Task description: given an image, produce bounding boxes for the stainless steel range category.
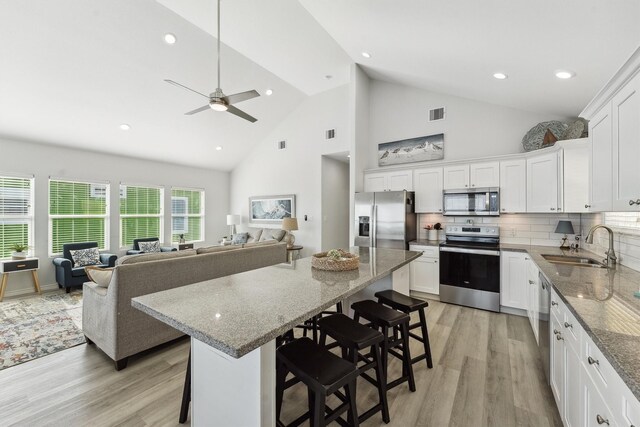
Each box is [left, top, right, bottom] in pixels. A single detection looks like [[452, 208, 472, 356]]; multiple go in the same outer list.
[[439, 224, 501, 312]]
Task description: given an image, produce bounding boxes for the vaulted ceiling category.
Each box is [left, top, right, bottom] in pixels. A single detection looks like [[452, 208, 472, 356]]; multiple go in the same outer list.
[[1, 0, 639, 170]]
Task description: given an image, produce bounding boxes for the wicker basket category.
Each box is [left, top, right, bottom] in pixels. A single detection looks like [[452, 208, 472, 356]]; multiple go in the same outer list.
[[311, 249, 360, 271]]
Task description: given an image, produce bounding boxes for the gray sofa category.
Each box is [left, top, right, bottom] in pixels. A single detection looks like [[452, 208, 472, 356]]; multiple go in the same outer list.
[[82, 242, 287, 370]]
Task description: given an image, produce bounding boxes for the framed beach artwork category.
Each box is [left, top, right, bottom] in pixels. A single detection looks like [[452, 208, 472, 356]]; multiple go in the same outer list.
[[249, 195, 296, 226], [378, 133, 444, 166]]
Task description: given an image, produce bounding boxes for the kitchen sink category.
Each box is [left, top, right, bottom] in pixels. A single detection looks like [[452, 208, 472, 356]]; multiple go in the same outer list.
[[541, 254, 608, 268]]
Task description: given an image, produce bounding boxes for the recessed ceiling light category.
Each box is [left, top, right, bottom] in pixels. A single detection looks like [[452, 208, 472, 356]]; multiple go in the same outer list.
[[164, 33, 177, 45], [265, 89, 273, 96], [119, 124, 131, 131], [361, 52, 371, 59], [493, 72, 508, 80], [325, 75, 333, 80], [555, 70, 575, 79], [216, 146, 223, 151]]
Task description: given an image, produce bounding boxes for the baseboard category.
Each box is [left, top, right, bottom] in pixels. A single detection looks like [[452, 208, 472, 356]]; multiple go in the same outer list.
[[410, 290, 440, 301], [500, 306, 527, 317], [3, 283, 60, 299]]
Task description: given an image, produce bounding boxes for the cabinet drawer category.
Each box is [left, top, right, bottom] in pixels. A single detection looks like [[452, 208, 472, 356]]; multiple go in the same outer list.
[[409, 245, 439, 258], [583, 334, 617, 395], [1, 259, 38, 272], [585, 370, 616, 427], [550, 291, 562, 319], [620, 388, 640, 427], [562, 307, 581, 353]]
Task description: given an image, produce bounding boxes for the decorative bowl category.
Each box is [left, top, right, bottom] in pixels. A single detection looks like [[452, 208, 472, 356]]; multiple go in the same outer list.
[[311, 249, 360, 271]]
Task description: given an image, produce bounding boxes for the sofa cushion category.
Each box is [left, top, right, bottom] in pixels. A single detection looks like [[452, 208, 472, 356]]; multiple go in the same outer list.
[[85, 266, 114, 288], [70, 247, 100, 267], [138, 240, 161, 253], [270, 229, 286, 242], [247, 229, 262, 243], [72, 264, 107, 277], [196, 245, 242, 255], [117, 249, 197, 265], [231, 232, 249, 244], [243, 240, 277, 248]]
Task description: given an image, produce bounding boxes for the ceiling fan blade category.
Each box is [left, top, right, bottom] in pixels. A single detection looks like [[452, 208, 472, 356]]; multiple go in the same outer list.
[[165, 79, 210, 99], [227, 105, 257, 123], [223, 89, 260, 105], [185, 105, 211, 115]]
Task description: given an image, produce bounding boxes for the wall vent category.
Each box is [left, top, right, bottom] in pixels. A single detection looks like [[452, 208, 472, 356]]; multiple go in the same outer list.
[[428, 107, 446, 122], [276, 140, 286, 150], [325, 129, 336, 140]]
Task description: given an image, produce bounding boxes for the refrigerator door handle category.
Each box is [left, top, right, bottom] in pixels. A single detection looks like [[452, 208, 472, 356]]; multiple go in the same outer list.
[[372, 205, 377, 247]]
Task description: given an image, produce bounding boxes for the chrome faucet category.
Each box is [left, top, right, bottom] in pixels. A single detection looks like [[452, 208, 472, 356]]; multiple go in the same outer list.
[[585, 225, 617, 267]]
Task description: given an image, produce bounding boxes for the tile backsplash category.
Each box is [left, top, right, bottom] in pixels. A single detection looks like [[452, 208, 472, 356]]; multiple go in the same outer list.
[[417, 212, 640, 272]]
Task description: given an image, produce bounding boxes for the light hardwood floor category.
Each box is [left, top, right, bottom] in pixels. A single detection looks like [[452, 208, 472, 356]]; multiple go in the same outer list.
[[0, 300, 561, 427]]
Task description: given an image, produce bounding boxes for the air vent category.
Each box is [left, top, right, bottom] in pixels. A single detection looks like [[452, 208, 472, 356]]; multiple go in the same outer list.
[[428, 107, 446, 122], [276, 140, 287, 150], [325, 129, 336, 140]]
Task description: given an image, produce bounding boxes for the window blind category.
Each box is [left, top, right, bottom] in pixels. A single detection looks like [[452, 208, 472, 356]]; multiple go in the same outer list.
[[171, 188, 204, 243], [120, 185, 163, 246], [49, 180, 109, 254], [0, 176, 33, 259]]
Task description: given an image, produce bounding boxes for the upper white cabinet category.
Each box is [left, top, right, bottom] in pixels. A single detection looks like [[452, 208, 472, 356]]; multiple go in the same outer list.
[[500, 159, 527, 213], [612, 72, 640, 211], [364, 170, 413, 192], [469, 162, 500, 188], [562, 140, 591, 213], [443, 165, 470, 189], [589, 105, 613, 212], [413, 167, 443, 213], [443, 162, 499, 190], [527, 151, 560, 213]]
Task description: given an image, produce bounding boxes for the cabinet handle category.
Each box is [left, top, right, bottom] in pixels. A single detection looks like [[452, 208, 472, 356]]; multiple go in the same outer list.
[[465, 185, 468, 187], [629, 199, 640, 206], [550, 207, 556, 211], [438, 209, 442, 212], [585, 204, 591, 209], [528, 280, 535, 285], [596, 414, 609, 425], [501, 208, 506, 211], [553, 329, 560, 335], [588, 356, 600, 366], [556, 334, 564, 341], [557, 207, 562, 211], [551, 301, 558, 306], [17, 264, 26, 268], [564, 322, 573, 329], [471, 184, 475, 187], [434, 260, 438, 263], [524, 257, 530, 260]]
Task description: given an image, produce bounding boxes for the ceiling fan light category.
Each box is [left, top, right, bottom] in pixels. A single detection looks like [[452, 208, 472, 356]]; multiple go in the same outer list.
[[210, 102, 228, 112]]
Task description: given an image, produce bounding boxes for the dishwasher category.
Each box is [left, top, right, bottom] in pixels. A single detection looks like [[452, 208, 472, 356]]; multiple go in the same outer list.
[[538, 272, 551, 383]]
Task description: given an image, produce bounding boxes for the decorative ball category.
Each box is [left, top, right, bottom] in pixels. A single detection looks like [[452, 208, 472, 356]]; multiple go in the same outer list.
[[522, 121, 568, 151]]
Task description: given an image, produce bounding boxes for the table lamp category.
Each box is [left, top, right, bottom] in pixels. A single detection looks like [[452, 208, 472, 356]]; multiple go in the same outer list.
[[226, 214, 240, 236], [282, 217, 298, 248], [555, 220, 575, 249]]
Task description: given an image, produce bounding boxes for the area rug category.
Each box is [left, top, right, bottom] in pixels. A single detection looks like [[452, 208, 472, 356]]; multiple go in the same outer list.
[[0, 290, 85, 370]]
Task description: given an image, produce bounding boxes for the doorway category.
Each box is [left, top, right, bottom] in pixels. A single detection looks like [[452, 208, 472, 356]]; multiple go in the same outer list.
[[321, 152, 350, 251]]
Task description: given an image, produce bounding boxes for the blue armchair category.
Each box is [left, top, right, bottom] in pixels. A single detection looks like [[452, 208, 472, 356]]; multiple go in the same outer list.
[[126, 237, 177, 255], [52, 242, 117, 293]]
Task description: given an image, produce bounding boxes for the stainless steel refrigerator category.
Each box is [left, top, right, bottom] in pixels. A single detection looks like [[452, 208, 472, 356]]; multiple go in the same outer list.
[[354, 191, 416, 249]]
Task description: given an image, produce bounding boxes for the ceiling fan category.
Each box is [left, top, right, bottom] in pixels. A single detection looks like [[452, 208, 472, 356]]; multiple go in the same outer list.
[[165, 0, 260, 123]]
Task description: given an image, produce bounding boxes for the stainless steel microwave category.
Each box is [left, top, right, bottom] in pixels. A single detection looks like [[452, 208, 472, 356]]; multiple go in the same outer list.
[[442, 187, 500, 216]]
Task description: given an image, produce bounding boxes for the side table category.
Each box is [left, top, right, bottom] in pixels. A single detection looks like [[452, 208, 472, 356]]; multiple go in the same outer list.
[[286, 245, 303, 263], [0, 258, 41, 302]]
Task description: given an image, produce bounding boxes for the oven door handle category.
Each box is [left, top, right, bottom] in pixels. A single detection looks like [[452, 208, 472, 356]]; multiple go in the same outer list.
[[440, 246, 500, 256]]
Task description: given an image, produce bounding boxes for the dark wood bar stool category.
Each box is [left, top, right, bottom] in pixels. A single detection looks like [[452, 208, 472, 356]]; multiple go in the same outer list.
[[297, 301, 343, 343], [318, 313, 390, 424], [276, 337, 359, 427], [375, 290, 434, 369], [179, 349, 191, 424], [351, 300, 416, 392]]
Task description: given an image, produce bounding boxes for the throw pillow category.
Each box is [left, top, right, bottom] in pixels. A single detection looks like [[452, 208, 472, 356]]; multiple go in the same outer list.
[[138, 240, 161, 253], [231, 232, 249, 244], [271, 229, 286, 241], [85, 266, 114, 288], [70, 247, 100, 267]]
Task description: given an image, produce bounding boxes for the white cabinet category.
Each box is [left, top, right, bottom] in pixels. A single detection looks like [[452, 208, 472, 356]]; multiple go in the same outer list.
[[612, 71, 640, 211], [414, 167, 443, 213], [499, 159, 527, 213], [409, 245, 439, 295], [469, 161, 500, 188], [526, 260, 539, 344], [562, 140, 591, 213], [500, 251, 528, 310], [584, 372, 615, 427], [550, 313, 565, 418], [443, 165, 469, 190], [443, 162, 499, 190], [564, 343, 582, 427], [364, 170, 413, 192], [590, 105, 613, 212], [526, 151, 560, 213]]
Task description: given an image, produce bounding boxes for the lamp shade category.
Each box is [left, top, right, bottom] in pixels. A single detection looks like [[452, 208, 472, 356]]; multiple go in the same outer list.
[[282, 217, 298, 231], [226, 214, 240, 226], [554, 220, 575, 234]]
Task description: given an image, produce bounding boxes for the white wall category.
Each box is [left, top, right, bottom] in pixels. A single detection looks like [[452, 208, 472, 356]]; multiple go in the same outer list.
[[349, 65, 370, 242], [367, 80, 569, 170], [230, 85, 349, 256], [321, 156, 349, 251], [0, 137, 229, 297]]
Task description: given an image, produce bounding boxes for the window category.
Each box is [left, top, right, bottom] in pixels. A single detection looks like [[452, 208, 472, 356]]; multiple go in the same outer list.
[[171, 188, 204, 243], [120, 184, 163, 247], [604, 212, 640, 233], [49, 179, 109, 255], [0, 175, 34, 259]]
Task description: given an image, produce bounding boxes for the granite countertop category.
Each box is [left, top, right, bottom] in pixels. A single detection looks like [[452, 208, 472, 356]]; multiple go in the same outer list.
[[409, 240, 442, 247], [132, 247, 421, 359], [502, 244, 640, 400]]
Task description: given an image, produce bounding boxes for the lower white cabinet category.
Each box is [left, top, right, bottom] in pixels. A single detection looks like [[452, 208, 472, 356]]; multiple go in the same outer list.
[[409, 245, 439, 295], [584, 372, 615, 427], [500, 251, 528, 310], [526, 260, 540, 344]]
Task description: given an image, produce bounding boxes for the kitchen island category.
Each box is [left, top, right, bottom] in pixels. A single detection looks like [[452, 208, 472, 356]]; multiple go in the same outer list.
[[132, 246, 420, 426]]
